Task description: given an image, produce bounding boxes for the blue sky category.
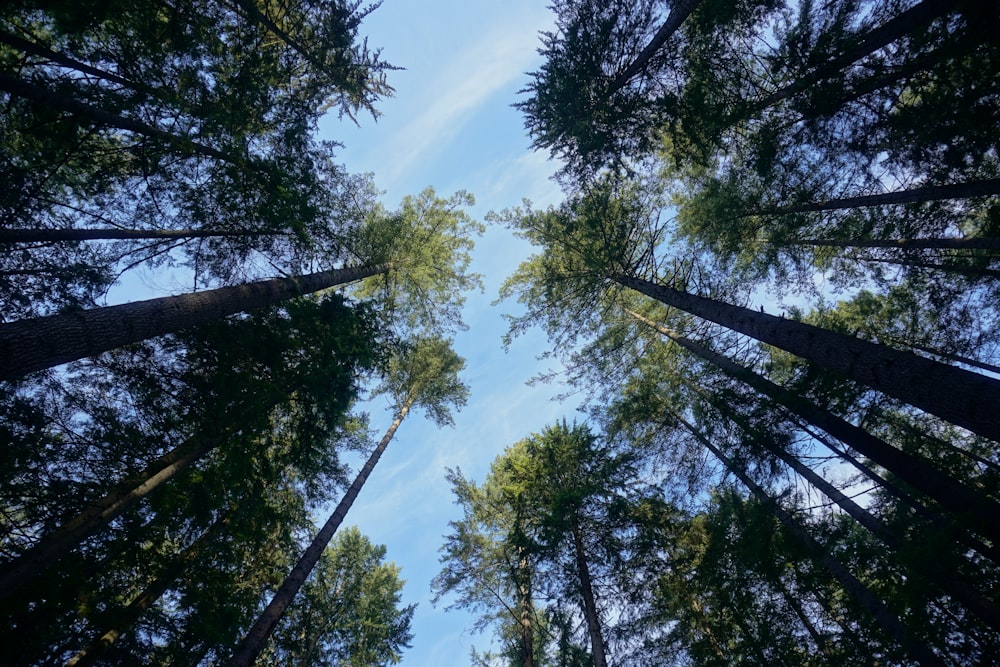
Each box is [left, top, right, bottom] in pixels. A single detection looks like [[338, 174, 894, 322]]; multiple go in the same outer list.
[[319, 2, 576, 664]]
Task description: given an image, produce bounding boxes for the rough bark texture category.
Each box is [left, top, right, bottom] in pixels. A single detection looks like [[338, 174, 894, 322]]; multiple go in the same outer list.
[[616, 274, 1000, 443], [677, 414, 945, 667], [0, 436, 219, 601], [0, 264, 386, 380], [224, 400, 412, 667]]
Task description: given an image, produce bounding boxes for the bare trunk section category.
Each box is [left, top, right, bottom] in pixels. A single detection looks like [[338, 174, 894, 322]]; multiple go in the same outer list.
[[696, 384, 1000, 632], [224, 400, 413, 667], [615, 274, 1000, 443], [570, 522, 608, 667], [0, 263, 386, 380], [652, 318, 1000, 544]]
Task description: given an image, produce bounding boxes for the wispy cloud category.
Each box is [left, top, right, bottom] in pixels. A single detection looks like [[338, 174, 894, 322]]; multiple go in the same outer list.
[[366, 20, 544, 189]]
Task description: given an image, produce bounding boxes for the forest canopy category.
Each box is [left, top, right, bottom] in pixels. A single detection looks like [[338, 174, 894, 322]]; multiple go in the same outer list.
[[2, 0, 999, 665]]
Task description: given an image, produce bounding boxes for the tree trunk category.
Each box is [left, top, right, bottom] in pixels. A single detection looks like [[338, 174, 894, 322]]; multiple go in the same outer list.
[[224, 399, 413, 667], [608, 0, 701, 92], [788, 413, 1000, 566], [65, 515, 228, 666], [615, 274, 1000, 443], [749, 178, 1000, 217], [787, 236, 1000, 251], [570, 521, 608, 667], [0, 263, 386, 380], [856, 254, 1000, 280], [517, 543, 535, 667], [699, 386, 1000, 633], [674, 412, 945, 667], [625, 309, 1000, 545], [0, 73, 234, 162], [751, 0, 958, 111], [879, 336, 1000, 378], [0, 435, 220, 601], [0, 228, 274, 243], [774, 578, 834, 658], [0, 29, 141, 90]]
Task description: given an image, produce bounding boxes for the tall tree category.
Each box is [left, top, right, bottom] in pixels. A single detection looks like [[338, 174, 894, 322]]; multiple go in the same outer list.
[[226, 337, 468, 666]]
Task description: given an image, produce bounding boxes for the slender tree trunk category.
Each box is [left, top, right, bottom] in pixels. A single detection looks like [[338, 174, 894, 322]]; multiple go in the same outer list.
[[224, 0, 336, 81], [784, 236, 1000, 251], [0, 73, 233, 162], [517, 542, 535, 667], [65, 515, 228, 666], [788, 413, 1000, 566], [615, 274, 1000, 443], [224, 399, 413, 667], [0, 29, 141, 90], [674, 412, 945, 667], [879, 336, 1000, 378], [608, 0, 701, 92], [0, 263, 386, 380], [857, 254, 1000, 280], [570, 521, 608, 667], [0, 228, 274, 243], [625, 310, 1000, 544], [749, 178, 1000, 217], [774, 578, 834, 658], [751, 0, 958, 111], [0, 435, 220, 601], [699, 387, 1000, 632]]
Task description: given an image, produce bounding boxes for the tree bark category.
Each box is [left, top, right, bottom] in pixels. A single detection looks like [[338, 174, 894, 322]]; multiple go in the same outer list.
[[224, 399, 413, 667], [0, 73, 234, 162], [0, 263, 386, 380], [0, 228, 274, 243], [748, 178, 1000, 217], [0, 435, 220, 601], [608, 0, 701, 93], [570, 522, 608, 667], [674, 413, 945, 667], [625, 309, 1000, 545], [615, 274, 1000, 443]]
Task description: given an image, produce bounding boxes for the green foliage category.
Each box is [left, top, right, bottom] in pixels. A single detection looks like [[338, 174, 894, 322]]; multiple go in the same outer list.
[[264, 526, 415, 667], [349, 187, 484, 335]]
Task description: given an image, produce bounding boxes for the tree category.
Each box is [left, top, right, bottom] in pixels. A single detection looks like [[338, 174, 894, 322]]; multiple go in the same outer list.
[[262, 527, 415, 667], [0, 293, 383, 603], [226, 337, 468, 666]]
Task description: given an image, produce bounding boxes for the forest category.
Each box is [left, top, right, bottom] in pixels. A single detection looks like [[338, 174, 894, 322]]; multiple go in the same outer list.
[[0, 0, 998, 665]]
